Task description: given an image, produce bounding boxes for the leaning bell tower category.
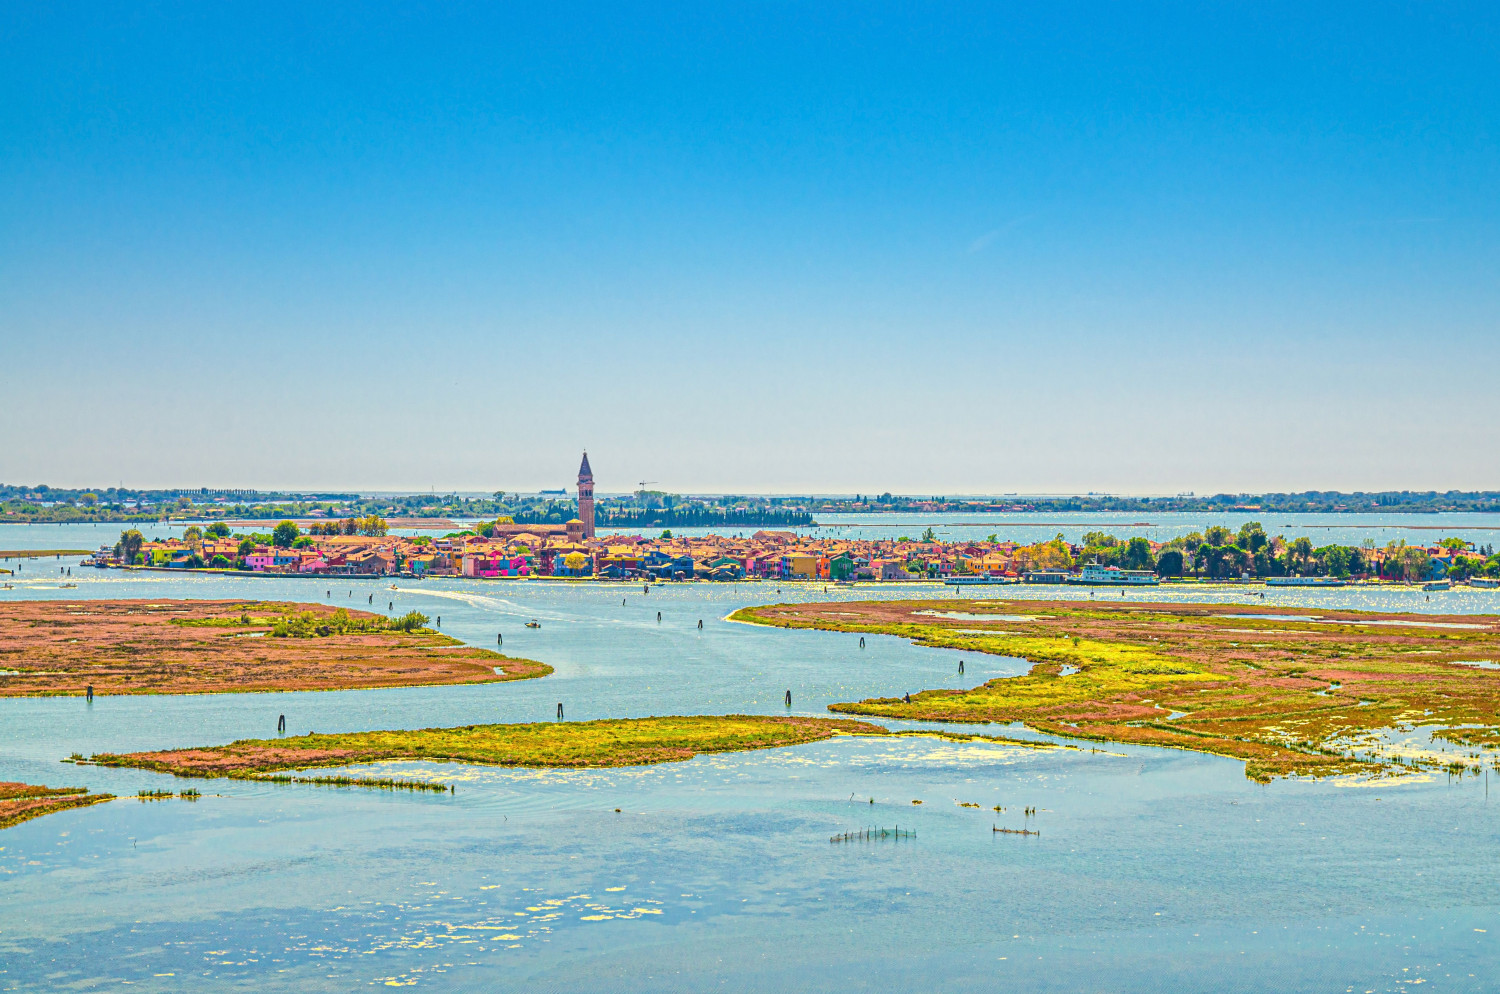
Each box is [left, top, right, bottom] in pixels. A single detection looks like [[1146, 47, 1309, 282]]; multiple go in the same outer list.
[[577, 451, 595, 539]]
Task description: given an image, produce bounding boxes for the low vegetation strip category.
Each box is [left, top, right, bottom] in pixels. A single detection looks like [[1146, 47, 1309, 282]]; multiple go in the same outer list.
[[0, 782, 114, 829], [90, 715, 889, 777], [0, 599, 550, 696], [732, 599, 1500, 781], [0, 549, 92, 558]]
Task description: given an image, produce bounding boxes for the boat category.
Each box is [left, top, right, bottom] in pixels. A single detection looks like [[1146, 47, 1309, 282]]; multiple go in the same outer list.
[[1266, 576, 1347, 587], [1424, 579, 1452, 591], [1023, 570, 1072, 584], [1066, 563, 1159, 586], [1471, 577, 1500, 589], [525, 620, 541, 629], [945, 575, 1016, 586]]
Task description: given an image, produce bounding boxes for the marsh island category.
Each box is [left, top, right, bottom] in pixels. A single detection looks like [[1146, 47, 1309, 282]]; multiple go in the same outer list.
[[89, 715, 888, 778], [734, 598, 1500, 780], [0, 599, 549, 696]]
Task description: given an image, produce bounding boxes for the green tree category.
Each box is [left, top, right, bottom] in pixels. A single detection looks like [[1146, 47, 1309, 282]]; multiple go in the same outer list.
[[1235, 522, 1268, 553], [660, 530, 673, 539], [206, 522, 230, 538], [209, 555, 231, 568], [1400, 547, 1432, 582], [920, 527, 937, 543], [237, 537, 255, 556], [1156, 549, 1184, 577], [1288, 537, 1314, 574], [183, 525, 203, 546], [272, 520, 300, 548], [1317, 545, 1352, 578], [1121, 537, 1155, 571], [1204, 525, 1233, 547], [115, 529, 144, 563], [359, 515, 388, 537]]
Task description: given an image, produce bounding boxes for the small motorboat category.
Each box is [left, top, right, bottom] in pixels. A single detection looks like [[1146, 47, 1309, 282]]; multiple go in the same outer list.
[[525, 620, 542, 629]]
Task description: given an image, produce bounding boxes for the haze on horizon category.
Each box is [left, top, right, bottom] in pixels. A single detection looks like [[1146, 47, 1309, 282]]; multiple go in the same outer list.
[[2, 3, 1497, 496]]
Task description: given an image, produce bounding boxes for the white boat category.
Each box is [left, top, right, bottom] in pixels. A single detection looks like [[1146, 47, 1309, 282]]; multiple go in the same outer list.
[[1470, 577, 1500, 589], [1424, 579, 1452, 591], [1066, 563, 1159, 586], [944, 575, 1015, 586], [1266, 576, 1347, 587]]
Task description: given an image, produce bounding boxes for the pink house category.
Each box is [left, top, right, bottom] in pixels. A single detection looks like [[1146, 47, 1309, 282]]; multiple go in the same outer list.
[[463, 553, 532, 578]]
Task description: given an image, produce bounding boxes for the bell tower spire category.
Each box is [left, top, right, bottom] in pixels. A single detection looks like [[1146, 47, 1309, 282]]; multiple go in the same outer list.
[[577, 451, 595, 539]]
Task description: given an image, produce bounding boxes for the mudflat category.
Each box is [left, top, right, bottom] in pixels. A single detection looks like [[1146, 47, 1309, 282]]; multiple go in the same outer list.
[[90, 715, 889, 777], [734, 598, 1500, 781], [0, 599, 549, 696]]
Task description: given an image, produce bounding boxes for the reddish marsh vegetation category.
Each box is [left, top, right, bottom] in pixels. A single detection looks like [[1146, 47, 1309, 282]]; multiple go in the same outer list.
[[0, 782, 113, 829], [0, 599, 549, 696]]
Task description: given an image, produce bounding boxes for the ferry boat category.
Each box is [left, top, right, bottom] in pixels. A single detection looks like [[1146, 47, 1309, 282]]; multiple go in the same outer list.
[[944, 575, 1016, 586], [1470, 577, 1500, 589], [1423, 579, 1452, 591], [1023, 570, 1072, 585], [1066, 563, 1159, 586], [1266, 576, 1347, 587]]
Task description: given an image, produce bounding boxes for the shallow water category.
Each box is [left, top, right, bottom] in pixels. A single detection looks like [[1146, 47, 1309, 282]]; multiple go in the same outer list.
[[3, 571, 1500, 991]]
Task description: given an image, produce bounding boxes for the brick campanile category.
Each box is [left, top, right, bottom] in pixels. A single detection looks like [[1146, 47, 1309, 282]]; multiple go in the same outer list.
[[577, 451, 595, 539]]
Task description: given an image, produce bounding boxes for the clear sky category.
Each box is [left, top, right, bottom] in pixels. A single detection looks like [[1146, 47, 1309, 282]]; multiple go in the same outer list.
[[2, 2, 1496, 495]]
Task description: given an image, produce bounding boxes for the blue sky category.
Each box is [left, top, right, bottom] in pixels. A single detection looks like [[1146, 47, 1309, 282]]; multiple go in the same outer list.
[[2, 2, 1496, 494]]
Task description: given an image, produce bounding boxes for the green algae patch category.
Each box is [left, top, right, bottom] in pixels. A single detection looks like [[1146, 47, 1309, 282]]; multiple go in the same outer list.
[[90, 715, 890, 779], [0, 782, 114, 829], [733, 599, 1500, 782]]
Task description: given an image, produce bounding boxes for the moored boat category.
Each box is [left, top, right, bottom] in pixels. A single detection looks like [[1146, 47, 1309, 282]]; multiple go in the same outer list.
[[1066, 563, 1159, 586], [1266, 576, 1347, 587]]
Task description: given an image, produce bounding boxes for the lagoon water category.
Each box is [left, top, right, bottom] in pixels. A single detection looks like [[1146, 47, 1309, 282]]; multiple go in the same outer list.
[[3, 559, 1500, 990]]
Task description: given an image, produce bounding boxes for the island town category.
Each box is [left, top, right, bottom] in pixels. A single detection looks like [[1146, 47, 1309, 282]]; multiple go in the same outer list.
[[47, 454, 1499, 588]]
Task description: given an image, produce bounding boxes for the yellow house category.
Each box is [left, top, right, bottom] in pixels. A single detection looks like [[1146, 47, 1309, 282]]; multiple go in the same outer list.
[[781, 553, 818, 579]]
